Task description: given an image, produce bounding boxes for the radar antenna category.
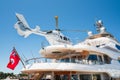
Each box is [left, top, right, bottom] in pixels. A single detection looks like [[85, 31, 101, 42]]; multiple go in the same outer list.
[[95, 20, 103, 32]]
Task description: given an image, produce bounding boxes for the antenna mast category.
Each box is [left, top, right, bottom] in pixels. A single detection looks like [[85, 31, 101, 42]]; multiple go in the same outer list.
[[55, 16, 59, 30], [95, 20, 103, 32]]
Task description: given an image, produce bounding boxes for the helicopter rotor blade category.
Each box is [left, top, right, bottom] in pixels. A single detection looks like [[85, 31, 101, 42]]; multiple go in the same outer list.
[[60, 29, 89, 32], [38, 16, 89, 33]]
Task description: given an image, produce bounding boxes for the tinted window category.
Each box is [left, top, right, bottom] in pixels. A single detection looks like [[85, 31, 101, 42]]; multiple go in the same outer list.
[[118, 60, 120, 63], [64, 37, 67, 40], [80, 74, 91, 80], [88, 54, 97, 60]]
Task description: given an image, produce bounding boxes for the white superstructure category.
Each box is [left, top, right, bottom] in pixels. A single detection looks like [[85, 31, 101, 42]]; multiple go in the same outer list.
[[14, 14, 120, 80]]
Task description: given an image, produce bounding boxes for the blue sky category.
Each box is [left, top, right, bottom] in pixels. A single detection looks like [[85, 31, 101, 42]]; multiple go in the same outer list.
[[0, 0, 120, 74]]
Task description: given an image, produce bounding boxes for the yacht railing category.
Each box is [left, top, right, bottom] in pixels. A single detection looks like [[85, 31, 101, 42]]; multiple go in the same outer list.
[[24, 57, 109, 65]]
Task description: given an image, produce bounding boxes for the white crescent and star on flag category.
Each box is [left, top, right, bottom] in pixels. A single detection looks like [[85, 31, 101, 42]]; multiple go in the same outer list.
[[10, 58, 15, 65]]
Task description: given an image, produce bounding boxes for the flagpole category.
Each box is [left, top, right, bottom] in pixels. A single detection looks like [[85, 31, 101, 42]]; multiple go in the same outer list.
[[13, 47, 26, 69]]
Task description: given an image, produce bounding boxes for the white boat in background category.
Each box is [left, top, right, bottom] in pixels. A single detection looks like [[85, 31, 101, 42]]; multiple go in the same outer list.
[[14, 14, 120, 80]]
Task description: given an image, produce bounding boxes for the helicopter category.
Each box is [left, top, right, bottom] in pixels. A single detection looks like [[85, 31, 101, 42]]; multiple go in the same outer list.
[[14, 13, 72, 45]]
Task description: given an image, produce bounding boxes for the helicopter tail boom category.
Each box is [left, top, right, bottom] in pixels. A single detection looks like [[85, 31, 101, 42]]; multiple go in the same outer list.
[[14, 13, 45, 38]]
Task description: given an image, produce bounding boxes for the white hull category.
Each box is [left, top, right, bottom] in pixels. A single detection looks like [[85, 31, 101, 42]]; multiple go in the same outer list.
[[22, 62, 120, 78]]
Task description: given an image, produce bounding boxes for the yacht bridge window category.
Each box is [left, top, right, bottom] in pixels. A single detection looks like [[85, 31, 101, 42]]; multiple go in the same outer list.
[[117, 57, 120, 64], [88, 54, 97, 61], [118, 60, 120, 63], [80, 74, 101, 80], [58, 53, 106, 65], [87, 54, 103, 64]]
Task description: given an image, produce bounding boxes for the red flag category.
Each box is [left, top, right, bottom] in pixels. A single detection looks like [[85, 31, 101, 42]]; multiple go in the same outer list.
[[7, 48, 20, 70]]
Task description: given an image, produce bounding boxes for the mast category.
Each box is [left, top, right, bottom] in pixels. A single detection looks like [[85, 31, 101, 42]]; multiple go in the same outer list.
[[95, 20, 103, 32], [55, 16, 59, 31]]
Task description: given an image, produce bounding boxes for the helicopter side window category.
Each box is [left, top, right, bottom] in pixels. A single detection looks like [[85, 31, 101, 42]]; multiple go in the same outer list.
[[47, 31, 52, 34], [63, 37, 67, 41], [60, 36, 62, 39]]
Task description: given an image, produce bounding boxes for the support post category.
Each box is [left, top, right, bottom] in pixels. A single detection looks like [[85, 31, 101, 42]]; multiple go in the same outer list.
[[51, 71, 54, 80], [77, 72, 80, 80], [13, 47, 26, 69]]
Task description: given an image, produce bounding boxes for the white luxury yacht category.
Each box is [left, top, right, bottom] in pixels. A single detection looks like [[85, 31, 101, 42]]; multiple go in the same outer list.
[[14, 14, 120, 80]]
